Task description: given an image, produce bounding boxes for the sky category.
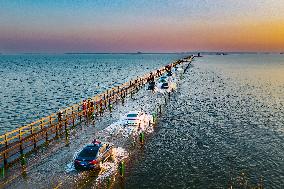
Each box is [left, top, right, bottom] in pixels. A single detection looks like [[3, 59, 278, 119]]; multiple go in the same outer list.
[[0, 0, 284, 53]]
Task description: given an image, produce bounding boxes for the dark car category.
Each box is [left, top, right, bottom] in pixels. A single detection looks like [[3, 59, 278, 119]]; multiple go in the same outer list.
[[147, 81, 155, 90], [74, 141, 113, 170], [166, 71, 172, 76], [161, 82, 169, 89]]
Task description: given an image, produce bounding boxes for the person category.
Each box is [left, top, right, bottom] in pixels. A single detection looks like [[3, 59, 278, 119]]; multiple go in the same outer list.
[[139, 132, 144, 144], [149, 72, 154, 82], [121, 94, 125, 105], [89, 100, 94, 118], [99, 100, 103, 116], [57, 110, 63, 122], [90, 100, 94, 110], [82, 100, 87, 116], [95, 103, 99, 117], [108, 103, 113, 112], [157, 69, 161, 76]]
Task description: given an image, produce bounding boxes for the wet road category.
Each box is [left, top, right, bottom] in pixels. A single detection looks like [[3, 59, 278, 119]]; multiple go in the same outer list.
[[1, 80, 169, 189]]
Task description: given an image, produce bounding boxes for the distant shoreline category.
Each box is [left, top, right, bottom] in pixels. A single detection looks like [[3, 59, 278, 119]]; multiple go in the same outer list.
[[0, 52, 283, 55], [64, 52, 186, 55]]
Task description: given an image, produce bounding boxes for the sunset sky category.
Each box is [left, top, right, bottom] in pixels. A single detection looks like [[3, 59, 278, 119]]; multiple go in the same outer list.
[[0, 0, 284, 53]]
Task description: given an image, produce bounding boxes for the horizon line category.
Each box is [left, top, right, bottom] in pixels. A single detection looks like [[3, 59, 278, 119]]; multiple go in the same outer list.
[[1, 51, 283, 55]]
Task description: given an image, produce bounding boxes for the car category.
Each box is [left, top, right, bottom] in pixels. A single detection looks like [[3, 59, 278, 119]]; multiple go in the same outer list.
[[166, 71, 172, 76], [147, 81, 155, 90], [157, 76, 172, 90], [161, 82, 169, 89], [74, 140, 113, 170], [126, 111, 145, 126], [159, 76, 168, 83]]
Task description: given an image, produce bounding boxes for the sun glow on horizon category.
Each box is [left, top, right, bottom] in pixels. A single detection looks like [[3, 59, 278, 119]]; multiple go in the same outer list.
[[0, 0, 284, 53]]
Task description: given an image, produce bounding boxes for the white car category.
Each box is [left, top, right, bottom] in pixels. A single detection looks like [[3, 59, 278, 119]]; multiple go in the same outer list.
[[125, 111, 146, 126]]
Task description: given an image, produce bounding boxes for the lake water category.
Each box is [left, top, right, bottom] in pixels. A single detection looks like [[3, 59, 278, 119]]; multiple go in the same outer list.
[[1, 53, 284, 188], [0, 53, 184, 134], [125, 54, 284, 188]]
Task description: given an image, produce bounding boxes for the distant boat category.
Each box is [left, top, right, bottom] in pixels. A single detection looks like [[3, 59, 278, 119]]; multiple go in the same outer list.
[[216, 52, 228, 56], [129, 51, 143, 55], [280, 52, 284, 54], [196, 53, 203, 57]]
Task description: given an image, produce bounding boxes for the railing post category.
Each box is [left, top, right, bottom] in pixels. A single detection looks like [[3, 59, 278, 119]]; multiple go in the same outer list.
[[49, 116, 52, 127], [45, 129, 48, 144], [40, 120, 43, 130], [4, 134, 8, 168], [116, 87, 120, 104], [94, 103, 98, 117], [63, 110, 67, 130], [47, 116, 52, 143], [33, 129, 36, 150], [65, 120, 68, 140], [19, 129, 23, 155], [55, 123, 59, 138], [40, 120, 44, 145], [3, 153, 8, 169], [30, 125, 36, 149], [30, 125, 33, 135], [72, 107, 75, 127], [4, 134, 8, 149]]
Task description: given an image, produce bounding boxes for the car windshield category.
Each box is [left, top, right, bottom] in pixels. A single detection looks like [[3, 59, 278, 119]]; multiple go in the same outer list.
[[78, 146, 99, 158], [127, 114, 137, 118]]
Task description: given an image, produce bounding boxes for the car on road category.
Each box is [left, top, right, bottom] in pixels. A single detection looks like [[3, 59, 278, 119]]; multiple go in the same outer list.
[[158, 75, 171, 89], [161, 82, 169, 89], [159, 76, 168, 83], [125, 111, 146, 126], [166, 71, 172, 76], [147, 81, 155, 90], [74, 140, 113, 170]]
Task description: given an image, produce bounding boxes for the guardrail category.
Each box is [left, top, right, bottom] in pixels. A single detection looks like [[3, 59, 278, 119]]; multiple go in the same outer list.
[[0, 56, 193, 169]]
